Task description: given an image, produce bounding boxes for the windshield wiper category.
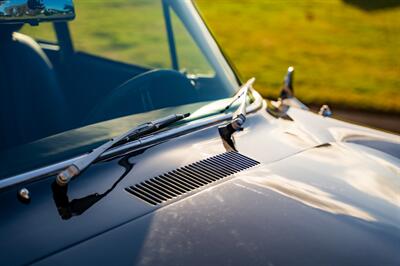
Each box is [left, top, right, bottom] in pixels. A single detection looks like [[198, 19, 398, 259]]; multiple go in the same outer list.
[[56, 113, 190, 186], [219, 77, 255, 149]]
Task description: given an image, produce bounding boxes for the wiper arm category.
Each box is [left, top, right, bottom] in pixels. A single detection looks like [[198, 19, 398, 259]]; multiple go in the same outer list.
[[222, 77, 255, 114], [219, 78, 255, 149], [221, 77, 255, 129], [56, 113, 190, 186]]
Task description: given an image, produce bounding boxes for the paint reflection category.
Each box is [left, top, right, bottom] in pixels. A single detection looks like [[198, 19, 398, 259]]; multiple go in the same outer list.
[[243, 174, 376, 222], [306, 144, 400, 208], [52, 155, 134, 220]]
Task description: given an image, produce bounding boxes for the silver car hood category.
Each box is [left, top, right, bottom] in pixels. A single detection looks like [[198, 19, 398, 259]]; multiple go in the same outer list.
[[32, 106, 400, 266]]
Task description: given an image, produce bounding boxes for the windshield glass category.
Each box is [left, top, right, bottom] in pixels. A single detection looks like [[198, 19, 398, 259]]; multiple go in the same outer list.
[[0, 0, 240, 178]]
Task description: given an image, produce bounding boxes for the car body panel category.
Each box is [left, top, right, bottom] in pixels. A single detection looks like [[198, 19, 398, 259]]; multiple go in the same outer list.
[[1, 105, 399, 265], [33, 130, 400, 266]]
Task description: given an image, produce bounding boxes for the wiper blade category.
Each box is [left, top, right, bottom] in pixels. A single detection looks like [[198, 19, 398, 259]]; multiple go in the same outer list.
[[56, 113, 190, 186]]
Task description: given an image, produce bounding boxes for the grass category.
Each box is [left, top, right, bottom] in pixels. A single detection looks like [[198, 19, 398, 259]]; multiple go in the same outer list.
[[21, 0, 213, 74], [21, 0, 400, 113], [196, 0, 400, 113]]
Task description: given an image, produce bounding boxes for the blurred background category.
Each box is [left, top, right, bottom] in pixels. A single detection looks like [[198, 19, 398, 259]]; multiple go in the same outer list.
[[20, 0, 399, 133], [196, 0, 399, 133]]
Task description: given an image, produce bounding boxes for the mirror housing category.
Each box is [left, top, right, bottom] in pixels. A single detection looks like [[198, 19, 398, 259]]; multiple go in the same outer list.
[[280, 66, 295, 99], [279, 66, 309, 110], [0, 0, 75, 26]]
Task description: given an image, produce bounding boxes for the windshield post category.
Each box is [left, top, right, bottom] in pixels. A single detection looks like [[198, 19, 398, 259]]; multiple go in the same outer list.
[[162, 0, 179, 70]]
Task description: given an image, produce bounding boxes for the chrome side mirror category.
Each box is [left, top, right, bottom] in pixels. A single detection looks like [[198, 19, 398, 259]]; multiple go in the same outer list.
[[280, 66, 294, 99], [279, 66, 309, 110]]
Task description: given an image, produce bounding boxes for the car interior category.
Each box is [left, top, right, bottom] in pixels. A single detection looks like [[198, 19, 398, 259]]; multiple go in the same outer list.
[[0, 1, 234, 151]]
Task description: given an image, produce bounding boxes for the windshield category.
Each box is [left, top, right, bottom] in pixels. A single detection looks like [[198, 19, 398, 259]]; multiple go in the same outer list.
[[0, 0, 241, 178]]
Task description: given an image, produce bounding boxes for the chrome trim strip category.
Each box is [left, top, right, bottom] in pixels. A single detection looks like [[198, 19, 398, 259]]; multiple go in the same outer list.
[[0, 91, 263, 190], [0, 156, 85, 190]]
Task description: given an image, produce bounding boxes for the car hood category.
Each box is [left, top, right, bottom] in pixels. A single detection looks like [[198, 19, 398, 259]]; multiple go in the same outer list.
[[1, 105, 399, 265]]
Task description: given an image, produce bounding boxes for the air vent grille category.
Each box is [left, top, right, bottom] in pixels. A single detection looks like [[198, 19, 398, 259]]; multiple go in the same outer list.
[[125, 151, 259, 205]]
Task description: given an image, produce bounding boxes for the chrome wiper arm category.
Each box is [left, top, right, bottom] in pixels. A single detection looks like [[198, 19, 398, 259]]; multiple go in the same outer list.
[[222, 77, 255, 129], [219, 78, 255, 149], [222, 77, 255, 114], [56, 113, 190, 186]]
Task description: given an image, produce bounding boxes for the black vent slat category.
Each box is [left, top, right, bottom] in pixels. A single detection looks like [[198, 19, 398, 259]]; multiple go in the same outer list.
[[182, 166, 220, 183], [219, 158, 247, 171], [222, 152, 251, 165], [179, 167, 216, 183], [164, 173, 197, 190], [173, 170, 208, 186], [163, 175, 191, 193], [192, 165, 222, 181], [166, 173, 199, 190], [125, 152, 259, 205], [126, 187, 160, 205], [177, 167, 205, 181], [135, 184, 167, 202], [142, 182, 174, 199], [223, 153, 254, 168], [221, 153, 250, 167], [203, 160, 236, 176], [234, 152, 260, 165], [154, 176, 187, 194], [199, 158, 231, 176], [189, 164, 225, 180], [169, 172, 203, 188], [144, 180, 178, 198], [126, 189, 158, 205], [203, 159, 233, 172], [196, 160, 231, 176], [213, 154, 240, 171], [204, 158, 238, 174], [149, 178, 181, 196]]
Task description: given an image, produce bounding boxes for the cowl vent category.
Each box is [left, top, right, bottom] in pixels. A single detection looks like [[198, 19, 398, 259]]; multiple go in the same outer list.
[[125, 151, 259, 205]]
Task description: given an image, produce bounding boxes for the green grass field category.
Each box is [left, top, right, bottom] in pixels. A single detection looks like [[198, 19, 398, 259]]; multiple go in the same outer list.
[[21, 0, 213, 75], [196, 0, 400, 113]]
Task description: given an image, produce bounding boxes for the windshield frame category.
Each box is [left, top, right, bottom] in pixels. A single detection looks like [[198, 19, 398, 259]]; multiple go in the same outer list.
[[190, 0, 243, 86], [168, 0, 240, 90], [0, 0, 261, 189]]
